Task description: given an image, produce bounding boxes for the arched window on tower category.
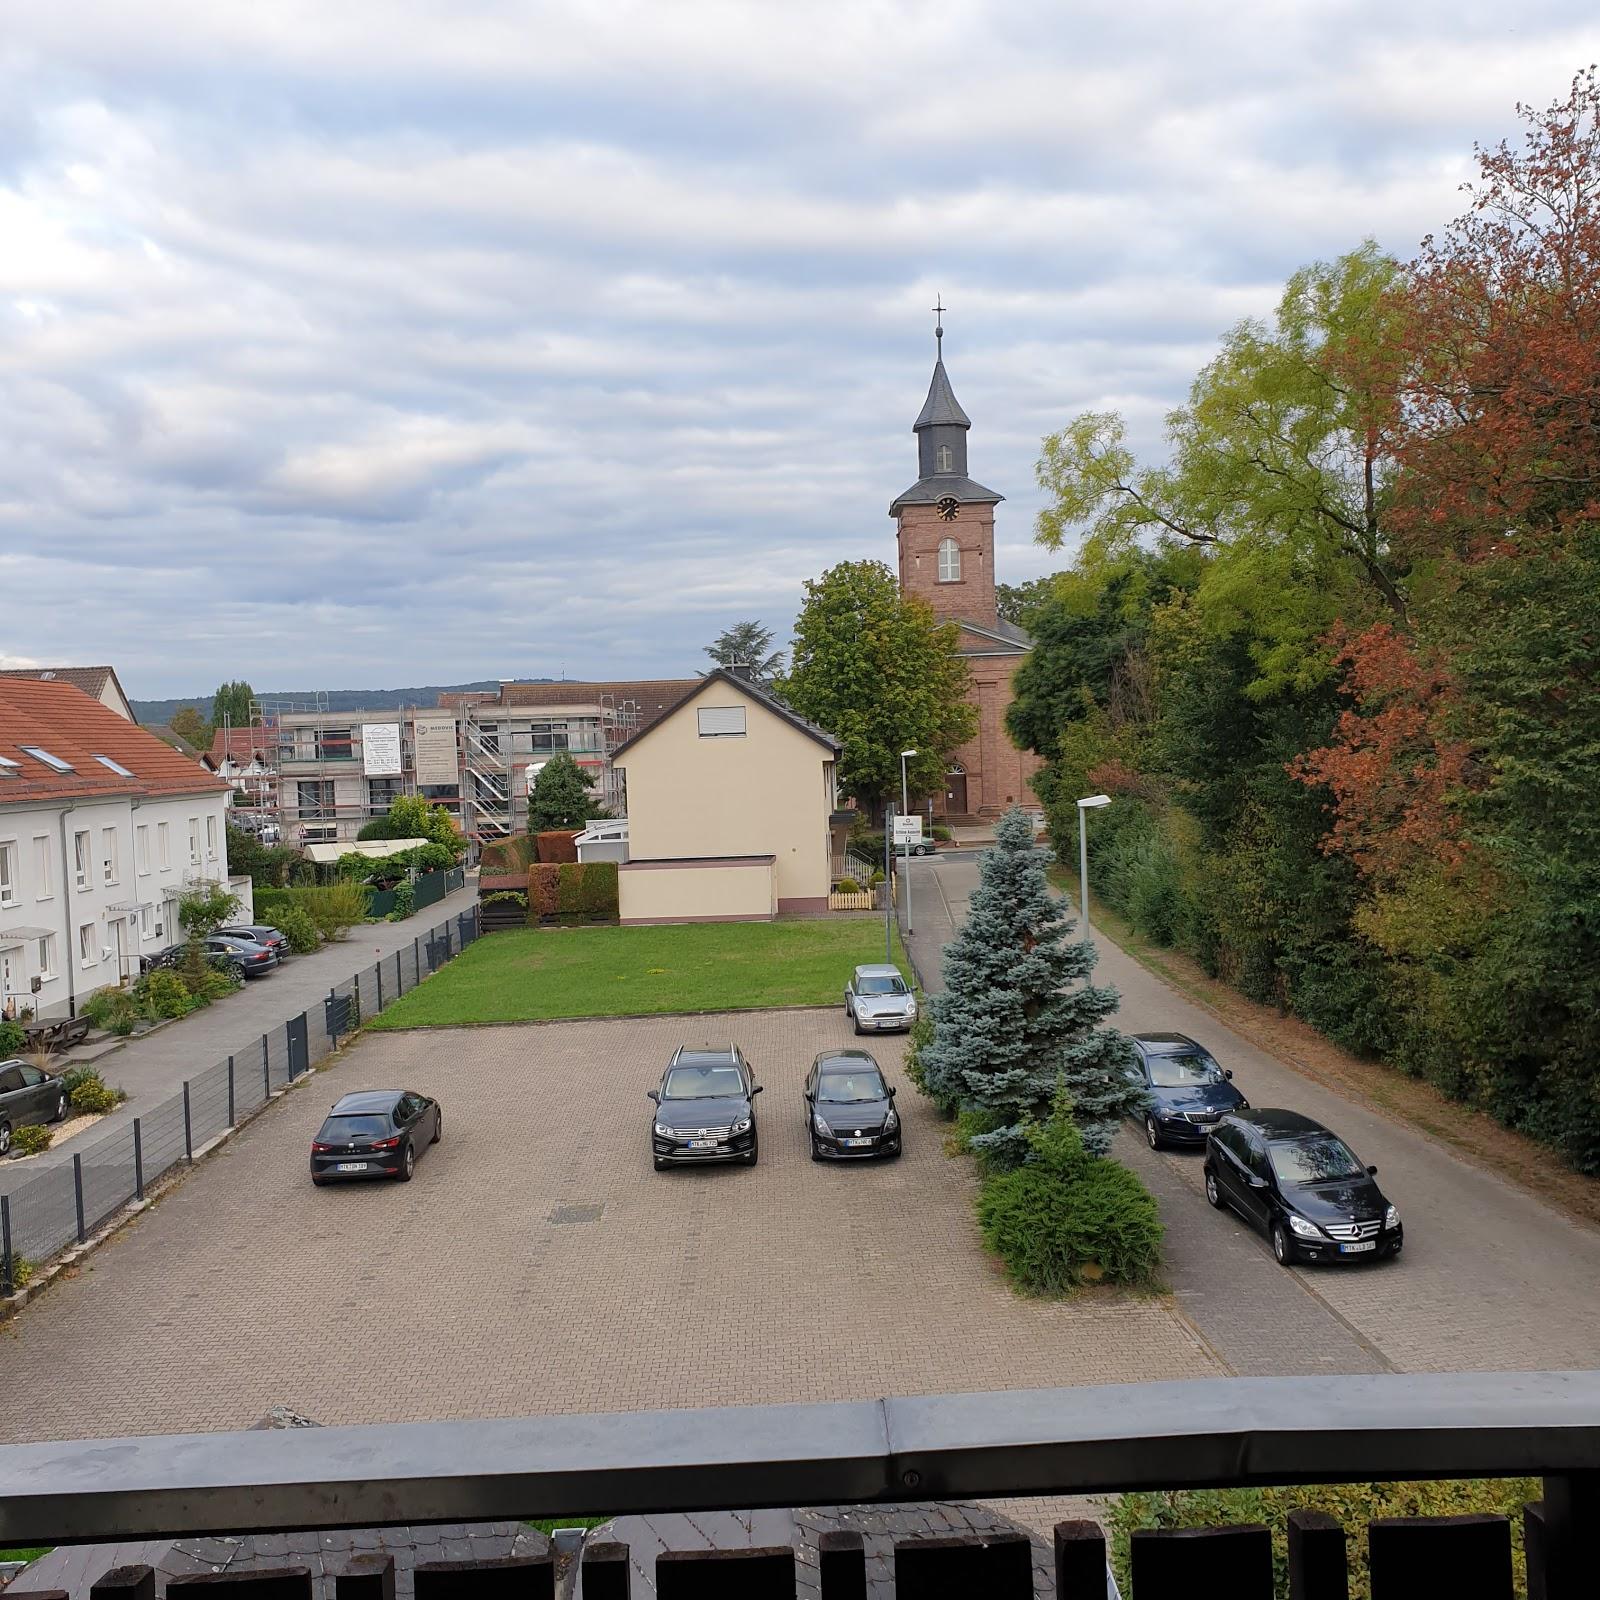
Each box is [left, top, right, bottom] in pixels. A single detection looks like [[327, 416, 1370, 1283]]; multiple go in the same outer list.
[[938, 538, 961, 582], [936, 444, 954, 472]]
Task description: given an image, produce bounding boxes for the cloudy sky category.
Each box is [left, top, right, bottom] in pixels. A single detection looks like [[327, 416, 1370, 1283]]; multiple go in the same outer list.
[[2, 3, 1596, 699]]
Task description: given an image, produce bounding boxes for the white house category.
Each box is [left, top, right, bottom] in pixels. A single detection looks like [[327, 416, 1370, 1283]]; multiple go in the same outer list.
[[0, 678, 242, 1022]]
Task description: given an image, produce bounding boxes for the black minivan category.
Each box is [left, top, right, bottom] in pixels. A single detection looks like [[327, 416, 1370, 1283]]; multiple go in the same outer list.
[[1204, 1109, 1403, 1266]]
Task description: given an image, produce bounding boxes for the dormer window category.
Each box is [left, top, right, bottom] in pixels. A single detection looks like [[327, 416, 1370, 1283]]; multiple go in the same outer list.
[[936, 444, 954, 472], [938, 539, 961, 582]]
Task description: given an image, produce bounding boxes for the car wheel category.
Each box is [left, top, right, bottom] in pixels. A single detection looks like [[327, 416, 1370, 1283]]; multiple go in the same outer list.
[[396, 1142, 415, 1183], [746, 1139, 759, 1166], [431, 1111, 442, 1145], [1271, 1222, 1293, 1267], [0, 1120, 11, 1157], [311, 1176, 330, 1187], [1144, 1114, 1163, 1151], [852, 1013, 862, 1036], [1204, 1169, 1224, 1208], [54, 1092, 69, 1123], [810, 1137, 824, 1162]]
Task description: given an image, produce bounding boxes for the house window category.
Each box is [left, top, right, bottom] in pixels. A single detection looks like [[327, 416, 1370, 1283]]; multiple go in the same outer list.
[[368, 777, 403, 810], [0, 841, 15, 906], [102, 826, 118, 885], [158, 821, 171, 869], [206, 815, 218, 858], [79, 922, 97, 969], [188, 818, 201, 865], [697, 706, 747, 738], [315, 728, 353, 761], [938, 538, 961, 582], [136, 825, 150, 875], [936, 444, 954, 472], [37, 934, 55, 981], [298, 780, 335, 819], [74, 830, 91, 889], [139, 906, 153, 941], [34, 835, 51, 899]]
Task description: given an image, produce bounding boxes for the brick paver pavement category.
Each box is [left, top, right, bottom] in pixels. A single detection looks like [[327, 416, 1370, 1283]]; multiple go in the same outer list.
[[0, 1008, 1219, 1444]]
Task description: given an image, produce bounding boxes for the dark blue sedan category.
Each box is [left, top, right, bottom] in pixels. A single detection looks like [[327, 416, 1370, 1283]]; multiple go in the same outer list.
[[1127, 1032, 1248, 1150]]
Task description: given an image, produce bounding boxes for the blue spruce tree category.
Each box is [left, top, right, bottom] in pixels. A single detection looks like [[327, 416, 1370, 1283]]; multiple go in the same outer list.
[[920, 807, 1141, 1161]]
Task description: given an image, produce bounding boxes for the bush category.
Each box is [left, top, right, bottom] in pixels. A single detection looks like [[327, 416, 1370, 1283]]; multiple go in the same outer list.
[[290, 882, 370, 940], [836, 877, 862, 894], [869, 868, 885, 887], [69, 1074, 124, 1115], [0, 1020, 24, 1056], [197, 964, 243, 1001], [536, 830, 581, 865], [577, 861, 619, 919], [1106, 1479, 1540, 1600], [84, 988, 141, 1037], [976, 1097, 1163, 1295], [12, 1123, 52, 1156], [59, 1063, 101, 1097], [388, 880, 417, 922], [931, 824, 953, 841], [482, 889, 529, 908], [479, 835, 537, 874], [6, 1254, 35, 1291], [276, 904, 322, 955], [555, 862, 584, 918], [134, 969, 193, 1020], [528, 864, 559, 921], [80, 988, 122, 1029]]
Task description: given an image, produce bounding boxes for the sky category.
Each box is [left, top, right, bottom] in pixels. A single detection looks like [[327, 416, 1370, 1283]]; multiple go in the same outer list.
[[2, 4, 1597, 699]]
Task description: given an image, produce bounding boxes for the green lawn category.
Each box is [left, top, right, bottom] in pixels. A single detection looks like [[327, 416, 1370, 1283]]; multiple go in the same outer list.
[[370, 919, 912, 1026]]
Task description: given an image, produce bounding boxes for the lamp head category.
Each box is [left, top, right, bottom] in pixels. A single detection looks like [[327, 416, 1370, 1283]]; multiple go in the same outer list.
[[1077, 794, 1112, 810]]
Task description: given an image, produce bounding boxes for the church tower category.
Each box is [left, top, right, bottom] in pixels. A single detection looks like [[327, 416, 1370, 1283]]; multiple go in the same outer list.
[[888, 309, 1039, 820], [890, 310, 1003, 630]]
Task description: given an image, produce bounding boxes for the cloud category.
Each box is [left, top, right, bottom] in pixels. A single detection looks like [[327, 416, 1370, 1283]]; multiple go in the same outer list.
[[1, 1, 1597, 694]]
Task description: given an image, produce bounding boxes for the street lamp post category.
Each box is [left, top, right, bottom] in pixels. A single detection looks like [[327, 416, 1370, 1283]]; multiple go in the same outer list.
[[900, 749, 918, 939], [1076, 793, 1112, 945]]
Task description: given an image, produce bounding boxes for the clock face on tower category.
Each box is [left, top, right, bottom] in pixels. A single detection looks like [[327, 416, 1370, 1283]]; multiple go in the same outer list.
[[936, 495, 959, 521]]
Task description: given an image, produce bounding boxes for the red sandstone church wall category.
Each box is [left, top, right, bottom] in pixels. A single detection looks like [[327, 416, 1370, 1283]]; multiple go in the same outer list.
[[896, 502, 997, 624]]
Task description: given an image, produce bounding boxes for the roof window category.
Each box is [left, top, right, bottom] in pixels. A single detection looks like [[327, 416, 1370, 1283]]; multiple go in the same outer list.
[[20, 745, 74, 773], [0, 755, 18, 775], [94, 754, 135, 777]]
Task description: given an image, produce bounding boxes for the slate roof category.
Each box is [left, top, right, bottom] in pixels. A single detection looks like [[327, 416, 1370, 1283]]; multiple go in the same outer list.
[[889, 473, 1004, 513], [0, 679, 230, 806], [913, 358, 972, 430], [610, 669, 841, 761]]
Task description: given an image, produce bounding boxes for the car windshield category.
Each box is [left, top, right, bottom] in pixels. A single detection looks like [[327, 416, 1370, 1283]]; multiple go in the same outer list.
[[1269, 1135, 1365, 1185], [857, 976, 908, 995], [1148, 1052, 1224, 1087], [318, 1114, 391, 1139], [663, 1065, 744, 1099], [817, 1070, 886, 1103]]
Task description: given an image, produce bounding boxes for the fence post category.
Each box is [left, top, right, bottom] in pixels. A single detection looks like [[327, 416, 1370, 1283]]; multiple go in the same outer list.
[[263, 1032, 271, 1097], [134, 1117, 144, 1200], [414, 935, 421, 982], [73, 1152, 86, 1242], [395, 951, 403, 997], [328, 987, 338, 1044], [183, 1080, 194, 1164], [227, 1055, 235, 1127], [354, 972, 361, 1021], [376, 958, 384, 1010], [1, 1194, 12, 1295]]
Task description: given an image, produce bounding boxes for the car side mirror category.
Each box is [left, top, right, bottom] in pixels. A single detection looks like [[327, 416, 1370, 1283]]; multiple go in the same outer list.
[[888, 1085, 897, 1097], [646, 1089, 659, 1102], [1223, 1070, 1234, 1080], [1367, 1164, 1378, 1176], [752, 1084, 764, 1095], [1248, 1174, 1267, 1188]]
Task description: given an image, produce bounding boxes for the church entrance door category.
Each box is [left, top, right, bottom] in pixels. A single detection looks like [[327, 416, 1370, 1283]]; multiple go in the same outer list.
[[945, 769, 968, 816]]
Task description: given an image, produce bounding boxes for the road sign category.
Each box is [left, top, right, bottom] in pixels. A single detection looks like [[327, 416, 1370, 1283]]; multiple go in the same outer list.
[[892, 816, 923, 845]]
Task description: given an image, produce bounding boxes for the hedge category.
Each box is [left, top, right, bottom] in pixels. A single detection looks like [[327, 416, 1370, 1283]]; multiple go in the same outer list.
[[525, 862, 618, 924], [535, 830, 581, 864], [479, 835, 537, 874]]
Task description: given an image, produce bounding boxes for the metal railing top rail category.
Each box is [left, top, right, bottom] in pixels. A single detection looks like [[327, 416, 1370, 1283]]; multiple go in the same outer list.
[[3, 1372, 1598, 1546]]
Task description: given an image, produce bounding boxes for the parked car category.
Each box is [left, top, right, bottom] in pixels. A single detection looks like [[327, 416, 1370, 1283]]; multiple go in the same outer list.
[[905, 838, 936, 856], [219, 924, 290, 960], [1126, 1032, 1248, 1149], [844, 964, 918, 1034], [0, 1059, 71, 1155], [648, 1045, 762, 1169], [310, 1089, 441, 1185], [804, 1049, 901, 1161], [140, 944, 241, 978], [1204, 1109, 1403, 1266], [204, 933, 279, 978]]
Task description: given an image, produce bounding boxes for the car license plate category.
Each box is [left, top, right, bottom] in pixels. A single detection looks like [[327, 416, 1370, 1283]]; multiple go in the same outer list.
[[1340, 1240, 1376, 1254], [336, 1162, 367, 1172], [842, 1137, 873, 1148], [687, 1139, 719, 1150]]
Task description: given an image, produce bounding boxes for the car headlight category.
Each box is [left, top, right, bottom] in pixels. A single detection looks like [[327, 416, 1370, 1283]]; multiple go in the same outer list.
[[884, 1108, 898, 1131], [653, 1123, 672, 1138], [1385, 1204, 1400, 1229], [813, 1113, 830, 1136], [905, 999, 917, 1016], [1287, 1215, 1323, 1239], [731, 1116, 752, 1135]]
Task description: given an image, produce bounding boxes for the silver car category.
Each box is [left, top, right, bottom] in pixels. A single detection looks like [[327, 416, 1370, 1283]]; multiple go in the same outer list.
[[844, 964, 918, 1034]]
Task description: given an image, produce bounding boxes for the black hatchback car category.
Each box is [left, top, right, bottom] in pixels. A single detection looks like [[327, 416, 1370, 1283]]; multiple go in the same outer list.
[[805, 1049, 902, 1160], [1205, 1109, 1403, 1266], [649, 1046, 762, 1169], [310, 1089, 441, 1185], [1128, 1033, 1248, 1149]]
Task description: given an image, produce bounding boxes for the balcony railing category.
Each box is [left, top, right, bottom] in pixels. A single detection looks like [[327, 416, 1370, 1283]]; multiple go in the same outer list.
[[0, 1373, 1596, 1597]]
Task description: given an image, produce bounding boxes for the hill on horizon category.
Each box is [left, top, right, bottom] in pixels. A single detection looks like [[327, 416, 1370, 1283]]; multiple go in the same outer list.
[[130, 680, 555, 723]]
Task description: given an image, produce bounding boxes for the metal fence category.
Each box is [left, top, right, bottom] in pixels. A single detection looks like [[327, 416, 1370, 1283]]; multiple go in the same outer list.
[[1, 907, 481, 1290]]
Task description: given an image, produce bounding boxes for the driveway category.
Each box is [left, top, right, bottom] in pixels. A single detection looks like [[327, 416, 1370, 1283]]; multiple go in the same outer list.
[[0, 1006, 1215, 1444], [0, 883, 479, 1198], [905, 850, 1600, 1376]]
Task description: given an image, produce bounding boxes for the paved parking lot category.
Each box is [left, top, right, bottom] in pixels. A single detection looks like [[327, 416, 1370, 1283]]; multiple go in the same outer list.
[[0, 1008, 1218, 1445]]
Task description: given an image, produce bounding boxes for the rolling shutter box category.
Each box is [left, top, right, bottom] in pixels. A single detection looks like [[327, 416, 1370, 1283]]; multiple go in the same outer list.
[[697, 705, 747, 738]]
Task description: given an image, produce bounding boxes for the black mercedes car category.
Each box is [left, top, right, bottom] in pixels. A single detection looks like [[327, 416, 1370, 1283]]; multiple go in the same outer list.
[[1127, 1032, 1248, 1148], [649, 1045, 762, 1169], [310, 1089, 441, 1185], [805, 1049, 901, 1161], [1204, 1109, 1403, 1266]]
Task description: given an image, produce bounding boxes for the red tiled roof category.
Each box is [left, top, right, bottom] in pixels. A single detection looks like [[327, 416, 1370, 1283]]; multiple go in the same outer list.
[[0, 679, 230, 806], [0, 665, 131, 717], [493, 679, 702, 727], [206, 726, 274, 766]]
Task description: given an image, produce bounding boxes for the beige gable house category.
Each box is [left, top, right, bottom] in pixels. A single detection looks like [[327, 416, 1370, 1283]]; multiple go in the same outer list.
[[610, 671, 842, 924]]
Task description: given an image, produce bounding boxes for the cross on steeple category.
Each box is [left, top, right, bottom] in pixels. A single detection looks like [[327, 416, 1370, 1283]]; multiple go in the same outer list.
[[933, 295, 945, 353]]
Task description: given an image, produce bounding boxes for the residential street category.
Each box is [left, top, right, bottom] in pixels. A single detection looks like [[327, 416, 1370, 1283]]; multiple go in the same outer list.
[[902, 850, 1600, 1377], [0, 882, 479, 1198]]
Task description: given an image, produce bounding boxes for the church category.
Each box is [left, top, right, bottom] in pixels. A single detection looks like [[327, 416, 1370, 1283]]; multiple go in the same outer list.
[[889, 319, 1042, 821]]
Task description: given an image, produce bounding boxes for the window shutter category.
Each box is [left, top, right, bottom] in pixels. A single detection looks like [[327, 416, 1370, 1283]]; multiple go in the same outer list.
[[697, 705, 747, 738]]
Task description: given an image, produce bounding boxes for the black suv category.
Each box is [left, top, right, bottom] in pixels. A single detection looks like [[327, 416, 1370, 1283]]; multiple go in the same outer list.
[[1127, 1032, 1248, 1148], [648, 1045, 762, 1170], [1205, 1109, 1403, 1266]]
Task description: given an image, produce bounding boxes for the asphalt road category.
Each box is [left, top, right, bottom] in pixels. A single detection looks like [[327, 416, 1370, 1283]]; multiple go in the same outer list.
[[903, 850, 1600, 1377]]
